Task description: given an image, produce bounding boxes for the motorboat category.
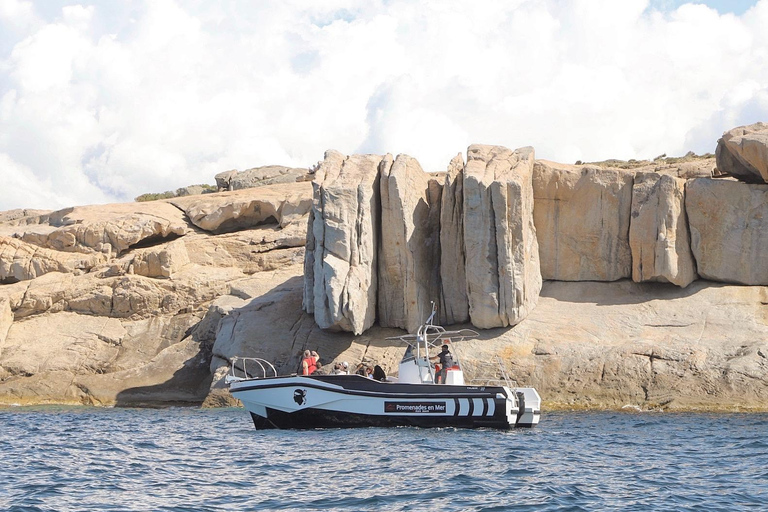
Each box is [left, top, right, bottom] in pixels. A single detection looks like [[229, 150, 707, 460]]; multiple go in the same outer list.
[[226, 306, 541, 430]]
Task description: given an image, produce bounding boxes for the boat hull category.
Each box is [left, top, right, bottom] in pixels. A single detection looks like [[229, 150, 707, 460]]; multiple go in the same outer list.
[[229, 374, 540, 430]]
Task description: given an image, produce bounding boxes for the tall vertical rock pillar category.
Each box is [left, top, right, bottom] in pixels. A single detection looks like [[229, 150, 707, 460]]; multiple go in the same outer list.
[[463, 145, 541, 328], [629, 173, 697, 287], [439, 154, 469, 326], [303, 150, 386, 334], [378, 155, 442, 332]]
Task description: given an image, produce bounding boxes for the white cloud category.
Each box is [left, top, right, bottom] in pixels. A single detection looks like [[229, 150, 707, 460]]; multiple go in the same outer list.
[[0, 0, 767, 211]]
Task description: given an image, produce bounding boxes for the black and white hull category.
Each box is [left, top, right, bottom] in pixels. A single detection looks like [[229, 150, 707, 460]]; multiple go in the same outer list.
[[228, 374, 541, 430]]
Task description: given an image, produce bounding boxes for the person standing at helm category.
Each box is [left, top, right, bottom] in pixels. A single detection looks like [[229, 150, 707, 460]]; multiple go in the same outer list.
[[430, 344, 454, 384]]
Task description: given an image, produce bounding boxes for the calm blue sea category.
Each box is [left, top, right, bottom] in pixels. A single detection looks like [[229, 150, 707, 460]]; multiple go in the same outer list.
[[0, 407, 766, 511]]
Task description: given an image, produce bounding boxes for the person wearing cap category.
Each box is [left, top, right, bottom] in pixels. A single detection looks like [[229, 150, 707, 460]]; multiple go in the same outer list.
[[430, 344, 454, 384], [332, 361, 350, 375]]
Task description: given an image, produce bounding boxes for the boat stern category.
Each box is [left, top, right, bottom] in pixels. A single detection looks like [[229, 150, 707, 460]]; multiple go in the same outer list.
[[514, 387, 541, 428]]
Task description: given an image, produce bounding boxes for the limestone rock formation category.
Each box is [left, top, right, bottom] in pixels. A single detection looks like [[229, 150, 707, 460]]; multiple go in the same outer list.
[[439, 154, 469, 326], [508, 280, 768, 411], [0, 209, 52, 237], [378, 154, 442, 332], [303, 150, 385, 335], [463, 145, 541, 329], [182, 226, 305, 274], [229, 165, 312, 190], [127, 238, 191, 278], [716, 123, 768, 183], [205, 262, 768, 412], [18, 202, 190, 257], [171, 182, 312, 233], [0, 180, 312, 406], [533, 161, 634, 281], [0, 297, 11, 345], [686, 178, 768, 284], [629, 173, 697, 287], [5, 145, 768, 413], [1, 236, 105, 283], [215, 170, 238, 191]]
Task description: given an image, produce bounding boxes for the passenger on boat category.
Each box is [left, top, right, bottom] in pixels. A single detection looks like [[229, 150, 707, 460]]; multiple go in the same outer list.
[[301, 350, 318, 375], [430, 345, 454, 384], [355, 363, 373, 377], [332, 361, 350, 375], [372, 365, 387, 381]]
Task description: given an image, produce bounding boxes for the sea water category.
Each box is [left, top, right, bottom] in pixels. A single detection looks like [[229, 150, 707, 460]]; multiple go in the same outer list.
[[0, 407, 766, 511]]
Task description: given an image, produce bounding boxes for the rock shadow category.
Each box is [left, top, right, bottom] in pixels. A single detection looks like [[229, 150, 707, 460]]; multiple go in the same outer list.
[[114, 353, 213, 407], [539, 278, 727, 306]]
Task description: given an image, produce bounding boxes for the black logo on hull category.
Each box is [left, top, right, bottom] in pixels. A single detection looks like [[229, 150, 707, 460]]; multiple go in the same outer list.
[[293, 389, 307, 406]]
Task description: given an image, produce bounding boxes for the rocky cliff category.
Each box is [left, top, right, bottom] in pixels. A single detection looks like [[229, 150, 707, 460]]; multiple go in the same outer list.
[[1, 132, 768, 412]]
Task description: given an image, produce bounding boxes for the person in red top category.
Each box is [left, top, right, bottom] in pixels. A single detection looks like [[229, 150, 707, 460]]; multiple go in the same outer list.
[[301, 350, 317, 375]]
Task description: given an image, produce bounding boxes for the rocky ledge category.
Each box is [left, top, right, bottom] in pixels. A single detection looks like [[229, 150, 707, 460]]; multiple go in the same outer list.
[[1, 131, 767, 412]]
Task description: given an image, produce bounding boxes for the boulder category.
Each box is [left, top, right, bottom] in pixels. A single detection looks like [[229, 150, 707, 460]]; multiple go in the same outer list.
[[439, 154, 469, 325], [18, 202, 189, 257], [175, 185, 207, 197], [533, 161, 634, 281], [378, 154, 442, 332], [303, 150, 385, 334], [214, 170, 238, 191], [463, 145, 541, 329], [230, 165, 312, 190], [686, 178, 768, 284], [716, 123, 768, 183], [129, 238, 190, 278], [170, 182, 312, 233], [629, 173, 697, 287]]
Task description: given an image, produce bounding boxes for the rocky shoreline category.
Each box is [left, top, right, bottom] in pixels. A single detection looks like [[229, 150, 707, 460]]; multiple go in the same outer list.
[[2, 125, 768, 412]]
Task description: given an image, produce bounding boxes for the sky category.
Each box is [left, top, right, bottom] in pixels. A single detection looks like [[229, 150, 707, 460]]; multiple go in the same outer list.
[[0, 0, 767, 211]]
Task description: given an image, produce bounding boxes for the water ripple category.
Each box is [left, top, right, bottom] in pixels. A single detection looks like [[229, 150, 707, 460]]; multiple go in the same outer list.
[[1, 408, 767, 511]]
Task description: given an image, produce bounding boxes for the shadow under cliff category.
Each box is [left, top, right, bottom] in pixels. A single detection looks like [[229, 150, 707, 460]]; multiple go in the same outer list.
[[539, 278, 728, 306], [114, 353, 213, 407]]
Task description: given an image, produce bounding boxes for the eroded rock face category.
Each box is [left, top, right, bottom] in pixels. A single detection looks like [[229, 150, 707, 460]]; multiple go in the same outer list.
[[0, 177, 311, 406], [127, 238, 191, 278], [0, 236, 106, 282], [686, 178, 768, 284], [18, 202, 190, 257], [214, 170, 238, 191], [303, 150, 385, 335], [183, 226, 306, 274], [439, 154, 469, 326], [230, 165, 311, 190], [171, 182, 312, 233], [378, 155, 442, 332], [463, 145, 541, 329], [629, 173, 697, 287], [716, 123, 768, 183], [0, 297, 11, 346], [533, 161, 634, 281]]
